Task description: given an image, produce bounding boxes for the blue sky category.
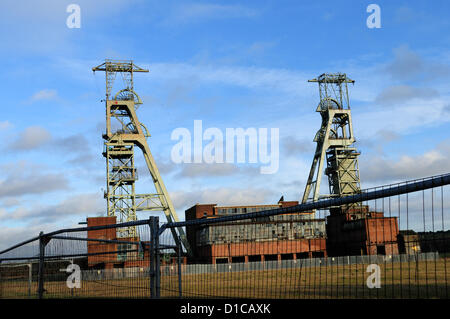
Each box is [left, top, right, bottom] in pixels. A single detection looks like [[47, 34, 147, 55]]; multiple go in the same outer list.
[[0, 0, 450, 249]]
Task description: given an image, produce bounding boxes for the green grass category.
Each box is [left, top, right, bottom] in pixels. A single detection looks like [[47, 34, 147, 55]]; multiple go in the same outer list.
[[1, 259, 449, 299]]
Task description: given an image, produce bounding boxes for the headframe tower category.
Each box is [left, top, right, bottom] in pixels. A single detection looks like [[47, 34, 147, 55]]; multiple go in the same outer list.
[[302, 73, 362, 214], [92, 59, 191, 254]]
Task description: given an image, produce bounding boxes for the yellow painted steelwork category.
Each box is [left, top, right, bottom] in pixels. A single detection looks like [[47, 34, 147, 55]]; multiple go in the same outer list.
[[93, 60, 191, 254], [302, 73, 362, 209]]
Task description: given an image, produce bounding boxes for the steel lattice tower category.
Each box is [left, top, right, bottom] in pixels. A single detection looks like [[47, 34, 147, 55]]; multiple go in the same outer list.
[[302, 73, 362, 214], [93, 59, 191, 254]]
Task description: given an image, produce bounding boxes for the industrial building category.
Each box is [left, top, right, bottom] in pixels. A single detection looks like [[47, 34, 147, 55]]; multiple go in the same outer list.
[[184, 201, 400, 264], [185, 200, 327, 264], [85, 64, 403, 268], [183, 73, 401, 264], [86, 216, 186, 269], [86, 199, 401, 266], [86, 216, 149, 269], [326, 205, 399, 256]]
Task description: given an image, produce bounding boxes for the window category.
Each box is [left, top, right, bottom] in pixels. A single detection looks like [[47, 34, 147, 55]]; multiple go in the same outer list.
[[216, 258, 228, 264], [117, 243, 130, 261], [232, 256, 245, 263], [377, 245, 386, 255], [264, 254, 278, 261], [281, 254, 294, 261], [296, 252, 309, 259], [248, 255, 261, 262]]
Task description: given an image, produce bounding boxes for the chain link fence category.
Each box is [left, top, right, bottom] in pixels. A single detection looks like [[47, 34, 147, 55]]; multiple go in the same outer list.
[[0, 173, 449, 299]]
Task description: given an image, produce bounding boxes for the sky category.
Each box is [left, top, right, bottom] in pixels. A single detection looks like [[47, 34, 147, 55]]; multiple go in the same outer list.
[[0, 0, 450, 250]]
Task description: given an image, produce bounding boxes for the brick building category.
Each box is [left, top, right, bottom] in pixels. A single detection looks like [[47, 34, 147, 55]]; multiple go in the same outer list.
[[326, 205, 399, 256], [86, 216, 150, 269], [85, 202, 401, 268], [185, 200, 401, 264], [185, 200, 327, 264], [86, 217, 185, 269]]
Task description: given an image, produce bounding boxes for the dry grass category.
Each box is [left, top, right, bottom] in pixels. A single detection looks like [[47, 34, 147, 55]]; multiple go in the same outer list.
[[1, 259, 449, 299]]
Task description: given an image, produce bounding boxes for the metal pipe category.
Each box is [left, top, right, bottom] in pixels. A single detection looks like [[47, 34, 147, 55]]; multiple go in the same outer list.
[[45, 218, 150, 237], [0, 249, 139, 262], [50, 236, 141, 246], [0, 235, 40, 256]]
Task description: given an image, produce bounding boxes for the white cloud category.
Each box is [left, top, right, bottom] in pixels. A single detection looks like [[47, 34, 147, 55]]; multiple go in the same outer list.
[[171, 186, 276, 211], [175, 163, 260, 178], [2, 192, 103, 223], [0, 224, 48, 253], [353, 98, 448, 139], [0, 192, 103, 251], [282, 136, 314, 156], [28, 89, 58, 103], [8, 126, 52, 151], [147, 62, 311, 97], [0, 159, 69, 200], [246, 41, 278, 55], [385, 45, 424, 80], [0, 172, 69, 198], [375, 85, 439, 104], [0, 121, 13, 131], [384, 45, 450, 83], [360, 139, 450, 184]]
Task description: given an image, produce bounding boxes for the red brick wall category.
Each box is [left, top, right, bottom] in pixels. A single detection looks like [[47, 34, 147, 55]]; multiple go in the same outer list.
[[87, 217, 118, 266], [186, 204, 216, 257], [279, 201, 299, 208], [192, 238, 327, 263], [365, 217, 398, 244], [326, 211, 400, 256]]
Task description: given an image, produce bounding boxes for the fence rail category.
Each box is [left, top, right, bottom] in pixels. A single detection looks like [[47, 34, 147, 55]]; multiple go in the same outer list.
[[0, 173, 449, 299]]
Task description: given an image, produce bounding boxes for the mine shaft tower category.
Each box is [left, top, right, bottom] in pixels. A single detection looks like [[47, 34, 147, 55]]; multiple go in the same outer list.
[[302, 73, 362, 213], [92, 59, 191, 254]]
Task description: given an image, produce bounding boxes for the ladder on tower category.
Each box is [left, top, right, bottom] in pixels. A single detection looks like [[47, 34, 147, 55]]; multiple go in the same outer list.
[[93, 59, 192, 256]]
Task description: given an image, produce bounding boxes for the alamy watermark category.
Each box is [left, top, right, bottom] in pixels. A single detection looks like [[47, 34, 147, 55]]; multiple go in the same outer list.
[[60, 263, 81, 289], [366, 264, 381, 289], [66, 4, 81, 29], [171, 120, 279, 174], [366, 4, 381, 29]]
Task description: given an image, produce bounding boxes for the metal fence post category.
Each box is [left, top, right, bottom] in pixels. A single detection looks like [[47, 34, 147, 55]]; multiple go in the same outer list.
[[177, 241, 182, 298], [0, 260, 2, 299], [155, 219, 160, 298], [149, 217, 160, 299], [37, 232, 50, 299], [149, 220, 155, 298], [27, 263, 32, 298]]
